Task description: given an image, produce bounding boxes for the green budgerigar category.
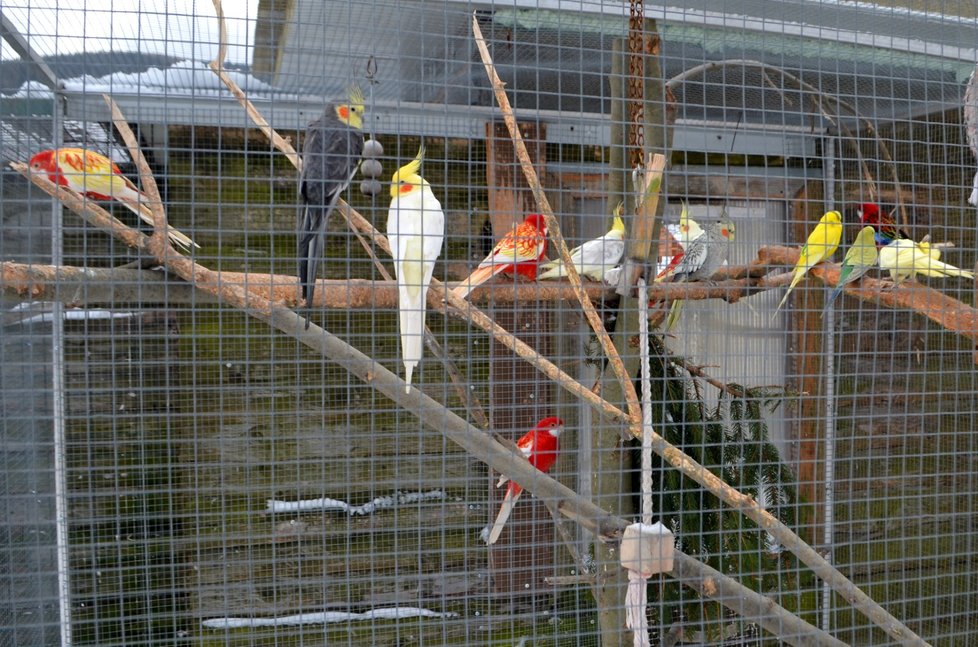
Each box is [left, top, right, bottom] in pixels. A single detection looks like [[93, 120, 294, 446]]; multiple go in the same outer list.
[[823, 225, 878, 312]]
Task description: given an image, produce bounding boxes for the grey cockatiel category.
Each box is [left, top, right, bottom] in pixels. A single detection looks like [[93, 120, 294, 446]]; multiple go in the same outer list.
[[298, 85, 365, 327], [662, 218, 735, 282], [655, 217, 735, 330]]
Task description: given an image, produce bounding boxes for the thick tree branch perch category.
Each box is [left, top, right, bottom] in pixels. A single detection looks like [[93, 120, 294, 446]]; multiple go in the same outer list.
[[761, 245, 978, 342]]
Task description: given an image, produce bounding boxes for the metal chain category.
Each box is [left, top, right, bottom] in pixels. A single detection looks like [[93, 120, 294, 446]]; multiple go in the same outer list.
[[627, 0, 645, 168]]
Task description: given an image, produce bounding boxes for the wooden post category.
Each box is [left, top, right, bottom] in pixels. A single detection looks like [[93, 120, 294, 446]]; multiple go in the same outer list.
[[594, 21, 671, 647], [485, 121, 556, 595], [486, 122, 546, 238], [790, 183, 826, 545]]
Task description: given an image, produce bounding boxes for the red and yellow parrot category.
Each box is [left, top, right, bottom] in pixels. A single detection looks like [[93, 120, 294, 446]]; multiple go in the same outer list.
[[29, 148, 198, 251], [856, 202, 910, 247], [484, 416, 564, 545], [452, 213, 548, 298]]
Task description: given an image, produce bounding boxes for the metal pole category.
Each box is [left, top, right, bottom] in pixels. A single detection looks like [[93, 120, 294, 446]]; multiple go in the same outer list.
[[820, 135, 838, 634], [47, 95, 71, 647]]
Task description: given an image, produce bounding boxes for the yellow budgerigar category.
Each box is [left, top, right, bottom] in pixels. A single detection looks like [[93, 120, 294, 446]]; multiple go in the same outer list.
[[774, 210, 843, 315]]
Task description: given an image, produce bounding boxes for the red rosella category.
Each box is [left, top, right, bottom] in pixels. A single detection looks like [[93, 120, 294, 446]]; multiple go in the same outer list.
[[29, 148, 198, 251], [453, 213, 548, 298], [856, 202, 910, 247], [485, 416, 564, 545]]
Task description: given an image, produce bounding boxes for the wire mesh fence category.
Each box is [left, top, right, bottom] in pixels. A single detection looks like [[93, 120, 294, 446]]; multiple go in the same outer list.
[[1, 1, 977, 645]]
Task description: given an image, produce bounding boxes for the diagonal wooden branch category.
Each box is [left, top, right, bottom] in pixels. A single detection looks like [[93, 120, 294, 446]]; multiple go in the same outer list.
[[471, 14, 644, 435], [208, 0, 302, 171], [103, 95, 176, 260]]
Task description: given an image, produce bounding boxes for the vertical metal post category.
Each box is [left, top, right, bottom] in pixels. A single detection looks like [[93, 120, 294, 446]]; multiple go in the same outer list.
[[48, 93, 71, 647], [820, 136, 838, 634]]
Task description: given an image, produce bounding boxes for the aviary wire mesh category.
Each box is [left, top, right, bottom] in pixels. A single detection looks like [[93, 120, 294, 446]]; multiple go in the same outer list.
[[0, 1, 976, 645]]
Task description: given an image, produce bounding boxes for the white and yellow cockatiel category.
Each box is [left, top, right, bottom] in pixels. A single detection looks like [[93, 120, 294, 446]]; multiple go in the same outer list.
[[537, 203, 626, 281], [386, 147, 444, 393], [878, 237, 974, 285]]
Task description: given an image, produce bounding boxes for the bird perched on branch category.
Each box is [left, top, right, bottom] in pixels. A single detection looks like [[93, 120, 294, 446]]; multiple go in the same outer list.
[[484, 416, 564, 545], [823, 225, 878, 311], [537, 203, 625, 281], [856, 203, 910, 247], [386, 146, 444, 393], [28, 148, 199, 251], [878, 238, 975, 285], [452, 213, 548, 298], [658, 217, 734, 283], [655, 200, 706, 281], [654, 215, 735, 330], [298, 85, 365, 326], [774, 210, 843, 316]]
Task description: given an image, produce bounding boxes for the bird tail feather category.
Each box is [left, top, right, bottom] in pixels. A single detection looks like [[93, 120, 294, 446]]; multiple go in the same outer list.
[[921, 261, 975, 279], [299, 205, 329, 328], [399, 284, 427, 393], [486, 486, 523, 545], [452, 264, 503, 298], [823, 285, 844, 313], [664, 299, 684, 331], [773, 267, 807, 316], [116, 195, 199, 251]]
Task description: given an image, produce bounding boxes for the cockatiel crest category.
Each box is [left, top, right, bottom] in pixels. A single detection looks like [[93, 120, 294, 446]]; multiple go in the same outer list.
[[389, 146, 428, 199]]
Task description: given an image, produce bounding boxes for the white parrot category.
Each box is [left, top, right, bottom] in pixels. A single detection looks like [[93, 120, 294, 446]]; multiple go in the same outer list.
[[878, 238, 974, 285], [386, 146, 444, 393], [537, 203, 626, 281]]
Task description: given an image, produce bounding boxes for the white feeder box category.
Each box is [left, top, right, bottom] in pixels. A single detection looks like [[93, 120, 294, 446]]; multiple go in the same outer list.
[[619, 522, 675, 576]]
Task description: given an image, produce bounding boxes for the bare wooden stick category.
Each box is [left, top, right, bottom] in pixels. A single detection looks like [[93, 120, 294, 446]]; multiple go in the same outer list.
[[471, 13, 644, 435], [208, 0, 302, 171], [103, 95, 175, 261]]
